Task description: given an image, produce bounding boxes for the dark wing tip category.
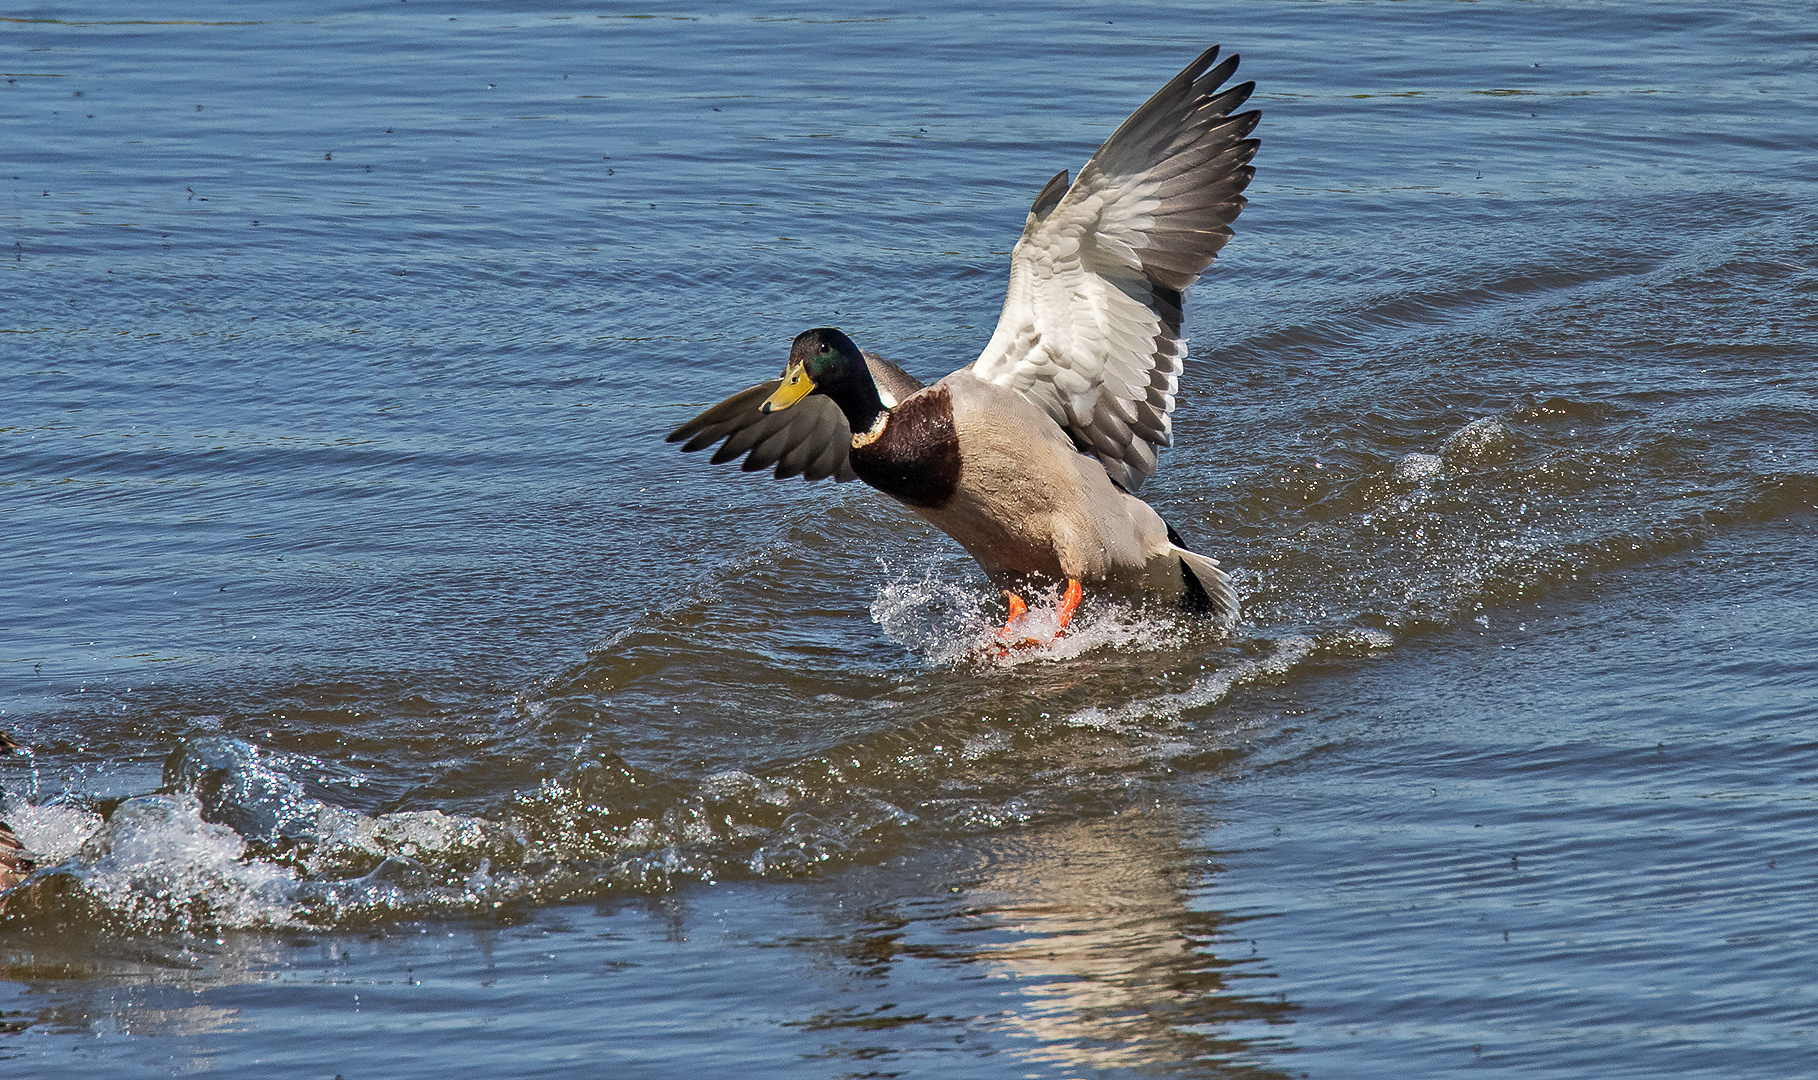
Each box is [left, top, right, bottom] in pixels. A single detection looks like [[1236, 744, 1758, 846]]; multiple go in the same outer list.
[[1183, 44, 1223, 80], [1194, 53, 1241, 97], [667, 381, 780, 446], [669, 382, 852, 485], [1203, 80, 1256, 117], [1030, 169, 1070, 219]]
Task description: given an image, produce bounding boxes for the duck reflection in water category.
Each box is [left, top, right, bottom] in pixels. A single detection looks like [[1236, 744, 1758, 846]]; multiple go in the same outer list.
[[797, 811, 1298, 1075]]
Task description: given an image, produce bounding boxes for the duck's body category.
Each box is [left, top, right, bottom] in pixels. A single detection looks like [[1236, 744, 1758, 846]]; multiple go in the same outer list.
[[855, 369, 1211, 604], [669, 46, 1260, 638]]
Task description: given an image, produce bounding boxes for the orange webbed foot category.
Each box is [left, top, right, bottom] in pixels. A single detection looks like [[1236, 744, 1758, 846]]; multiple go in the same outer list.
[[1055, 578, 1082, 634], [989, 580, 1084, 654], [996, 591, 1030, 643]]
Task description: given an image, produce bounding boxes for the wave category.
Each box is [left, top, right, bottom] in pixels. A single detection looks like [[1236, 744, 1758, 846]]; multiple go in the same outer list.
[[3, 387, 1812, 932]]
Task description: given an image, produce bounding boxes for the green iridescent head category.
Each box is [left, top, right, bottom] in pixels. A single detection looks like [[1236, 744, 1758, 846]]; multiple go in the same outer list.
[[761, 327, 884, 432]]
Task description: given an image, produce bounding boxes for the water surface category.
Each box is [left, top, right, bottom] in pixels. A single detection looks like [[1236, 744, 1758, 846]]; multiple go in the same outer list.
[[3, 1, 1815, 1076]]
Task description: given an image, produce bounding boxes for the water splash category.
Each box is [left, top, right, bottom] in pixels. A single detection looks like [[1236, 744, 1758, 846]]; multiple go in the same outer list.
[[3, 794, 302, 933], [1, 796, 102, 866], [5, 395, 1806, 934], [870, 562, 1197, 668], [868, 560, 997, 665]]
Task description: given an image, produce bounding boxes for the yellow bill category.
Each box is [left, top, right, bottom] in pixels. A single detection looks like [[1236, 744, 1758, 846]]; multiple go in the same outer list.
[[760, 364, 815, 413]]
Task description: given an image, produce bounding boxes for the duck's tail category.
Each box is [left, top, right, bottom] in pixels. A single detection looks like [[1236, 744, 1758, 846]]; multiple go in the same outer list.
[[1162, 521, 1239, 629], [1172, 545, 1240, 630]]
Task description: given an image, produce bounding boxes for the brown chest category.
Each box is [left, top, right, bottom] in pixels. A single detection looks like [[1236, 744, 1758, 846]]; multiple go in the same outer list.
[[850, 386, 962, 509]]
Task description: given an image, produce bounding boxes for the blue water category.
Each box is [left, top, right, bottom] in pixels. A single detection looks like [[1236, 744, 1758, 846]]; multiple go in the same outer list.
[[3, 1, 1816, 1076]]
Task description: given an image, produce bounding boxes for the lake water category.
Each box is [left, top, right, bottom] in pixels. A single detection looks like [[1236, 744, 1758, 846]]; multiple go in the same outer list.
[[3, 1, 1816, 1076]]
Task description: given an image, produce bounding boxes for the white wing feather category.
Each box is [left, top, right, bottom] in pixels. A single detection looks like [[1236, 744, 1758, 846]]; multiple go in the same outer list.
[[971, 46, 1260, 492]]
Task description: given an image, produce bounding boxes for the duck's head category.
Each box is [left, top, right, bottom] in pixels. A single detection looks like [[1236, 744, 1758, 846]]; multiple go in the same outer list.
[[762, 327, 885, 432]]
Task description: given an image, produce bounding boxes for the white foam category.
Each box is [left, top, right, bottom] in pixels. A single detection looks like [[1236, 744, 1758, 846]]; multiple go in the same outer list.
[[1066, 635, 1319, 727], [1327, 626, 1398, 650], [1441, 416, 1518, 464], [69, 793, 303, 931], [1393, 452, 1444, 483], [303, 805, 523, 878]]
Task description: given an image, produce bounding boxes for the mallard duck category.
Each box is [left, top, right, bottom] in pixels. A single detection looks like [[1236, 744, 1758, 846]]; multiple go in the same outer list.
[[669, 46, 1259, 642]]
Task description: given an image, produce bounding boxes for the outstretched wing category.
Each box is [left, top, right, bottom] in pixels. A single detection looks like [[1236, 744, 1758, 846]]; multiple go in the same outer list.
[[970, 46, 1260, 492], [666, 354, 925, 483]]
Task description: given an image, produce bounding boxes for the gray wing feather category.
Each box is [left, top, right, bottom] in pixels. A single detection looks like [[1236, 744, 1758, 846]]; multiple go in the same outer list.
[[668, 380, 856, 483], [862, 352, 926, 407], [970, 46, 1261, 493], [666, 355, 924, 484]]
